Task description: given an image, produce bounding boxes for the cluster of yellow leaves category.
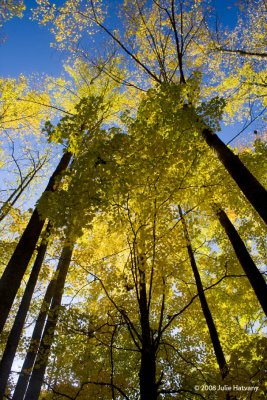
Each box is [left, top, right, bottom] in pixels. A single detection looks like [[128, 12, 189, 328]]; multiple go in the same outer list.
[[0, 76, 54, 134], [0, 0, 25, 27], [33, 0, 104, 51]]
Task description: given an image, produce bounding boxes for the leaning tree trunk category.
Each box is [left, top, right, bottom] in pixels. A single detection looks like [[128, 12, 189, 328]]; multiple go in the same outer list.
[[0, 151, 72, 334], [0, 156, 45, 223], [138, 254, 158, 400], [12, 278, 56, 400], [216, 206, 267, 316], [179, 206, 229, 380], [0, 223, 51, 400], [24, 243, 74, 400], [202, 128, 267, 225]]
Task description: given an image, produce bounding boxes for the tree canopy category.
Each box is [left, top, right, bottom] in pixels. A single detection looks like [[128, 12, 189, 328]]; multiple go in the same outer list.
[[0, 1, 266, 400]]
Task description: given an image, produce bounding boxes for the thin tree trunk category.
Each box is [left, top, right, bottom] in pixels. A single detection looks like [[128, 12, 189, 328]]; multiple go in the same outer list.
[[24, 243, 74, 400], [178, 206, 229, 379], [216, 207, 267, 316], [202, 128, 267, 225], [0, 223, 51, 399], [0, 157, 46, 223], [138, 255, 158, 400], [12, 278, 56, 400], [0, 151, 72, 334]]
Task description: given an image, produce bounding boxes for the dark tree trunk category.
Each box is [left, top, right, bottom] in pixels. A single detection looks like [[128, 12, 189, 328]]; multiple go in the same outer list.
[[216, 207, 267, 316], [0, 151, 72, 334], [12, 278, 56, 400], [138, 255, 158, 400], [0, 223, 51, 400], [179, 206, 229, 379], [24, 244, 73, 400], [139, 345, 157, 400], [202, 128, 267, 225]]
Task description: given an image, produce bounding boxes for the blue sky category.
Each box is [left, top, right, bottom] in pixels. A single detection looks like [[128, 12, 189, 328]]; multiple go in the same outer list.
[[0, 0, 64, 77]]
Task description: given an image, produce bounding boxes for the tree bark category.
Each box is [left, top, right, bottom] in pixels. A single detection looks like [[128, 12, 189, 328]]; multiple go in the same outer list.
[[0, 151, 72, 334], [178, 206, 229, 379], [0, 223, 51, 400], [202, 128, 267, 225], [138, 255, 158, 400], [216, 207, 267, 316], [12, 278, 56, 400], [24, 243, 73, 400]]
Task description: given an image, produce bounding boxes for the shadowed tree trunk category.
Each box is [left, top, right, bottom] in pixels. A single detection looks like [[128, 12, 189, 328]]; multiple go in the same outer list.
[[12, 277, 56, 400], [202, 128, 267, 225], [216, 206, 267, 316], [0, 223, 51, 400], [138, 254, 158, 400], [178, 206, 229, 380], [0, 151, 72, 334], [24, 243, 74, 400]]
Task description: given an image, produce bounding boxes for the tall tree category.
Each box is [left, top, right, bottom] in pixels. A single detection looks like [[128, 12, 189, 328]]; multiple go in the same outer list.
[[12, 277, 56, 400], [0, 150, 71, 334], [216, 206, 267, 316], [178, 205, 229, 380], [201, 128, 267, 224], [0, 223, 51, 399], [24, 242, 74, 400]]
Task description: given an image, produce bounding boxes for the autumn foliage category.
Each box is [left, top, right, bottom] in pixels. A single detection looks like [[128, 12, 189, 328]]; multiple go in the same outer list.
[[0, 1, 266, 399]]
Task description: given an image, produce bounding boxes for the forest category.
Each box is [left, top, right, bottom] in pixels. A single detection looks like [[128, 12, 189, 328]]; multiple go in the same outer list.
[[0, 0, 266, 399]]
